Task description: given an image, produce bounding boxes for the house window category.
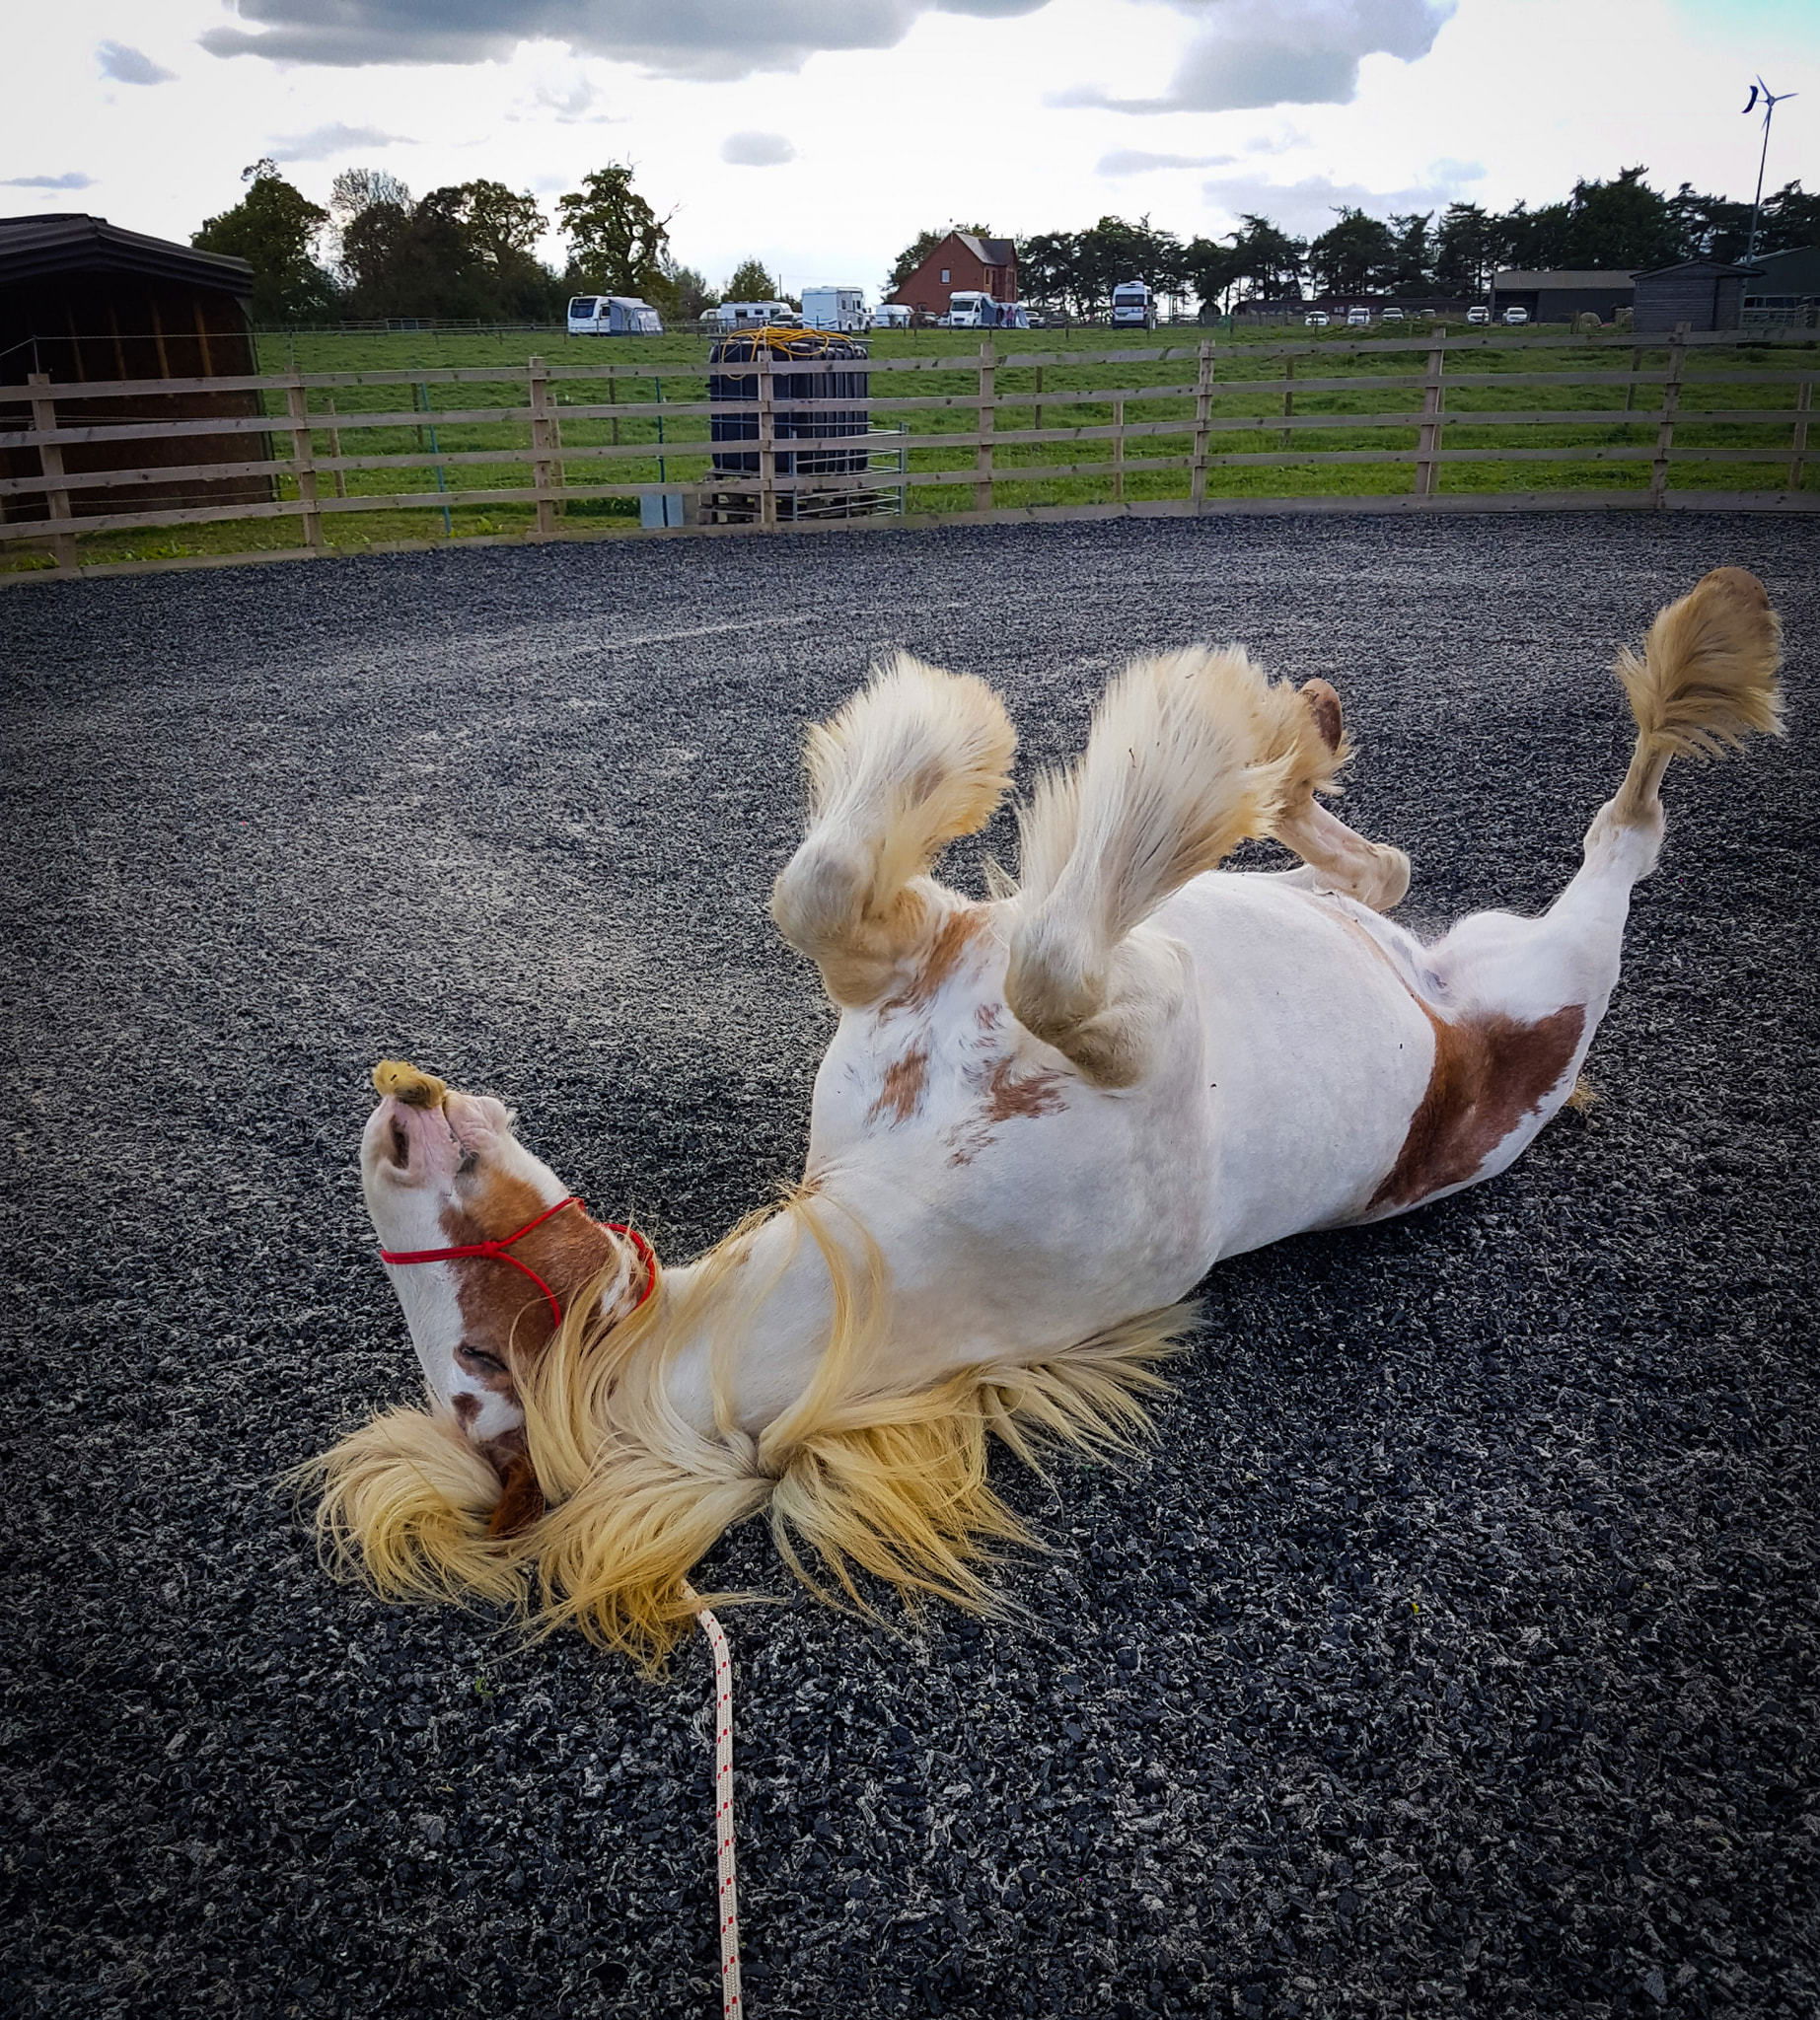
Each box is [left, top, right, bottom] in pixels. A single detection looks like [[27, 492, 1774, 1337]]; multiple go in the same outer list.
[[940, 268, 950, 283]]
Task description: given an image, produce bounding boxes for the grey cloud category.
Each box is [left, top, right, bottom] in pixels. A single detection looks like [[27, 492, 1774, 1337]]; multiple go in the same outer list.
[[1, 172, 97, 189], [1099, 149, 1239, 174], [269, 122, 410, 161], [721, 131, 797, 167], [1060, 0, 1452, 113], [97, 40, 177, 84], [198, 0, 1057, 80], [1199, 165, 1482, 235]]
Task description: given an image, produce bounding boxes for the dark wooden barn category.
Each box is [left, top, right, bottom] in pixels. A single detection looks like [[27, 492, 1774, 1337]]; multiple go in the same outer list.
[[1632, 259, 1763, 335], [0, 213, 274, 532]]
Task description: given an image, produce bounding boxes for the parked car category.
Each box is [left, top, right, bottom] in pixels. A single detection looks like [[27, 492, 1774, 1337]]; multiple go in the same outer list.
[[1379, 307, 1405, 324], [1501, 306, 1530, 325], [1304, 311, 1331, 328], [1467, 305, 1491, 325], [1346, 307, 1371, 327]]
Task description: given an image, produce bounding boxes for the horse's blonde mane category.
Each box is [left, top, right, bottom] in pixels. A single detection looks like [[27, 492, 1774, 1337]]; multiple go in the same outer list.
[[307, 1192, 1197, 1671]]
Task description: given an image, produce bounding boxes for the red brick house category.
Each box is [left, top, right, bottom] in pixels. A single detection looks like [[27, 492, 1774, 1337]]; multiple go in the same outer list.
[[889, 232, 1019, 318]]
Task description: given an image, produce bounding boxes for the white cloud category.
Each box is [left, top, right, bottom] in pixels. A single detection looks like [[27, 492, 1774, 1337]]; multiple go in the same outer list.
[[720, 131, 797, 167], [1199, 164, 1486, 236], [1099, 149, 1239, 174], [200, 0, 1054, 83], [1059, 0, 1453, 112], [97, 40, 176, 85], [1, 171, 96, 189], [268, 121, 410, 162]]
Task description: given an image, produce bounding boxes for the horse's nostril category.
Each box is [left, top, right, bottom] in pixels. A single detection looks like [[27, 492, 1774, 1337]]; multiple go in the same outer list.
[[389, 1117, 410, 1168]]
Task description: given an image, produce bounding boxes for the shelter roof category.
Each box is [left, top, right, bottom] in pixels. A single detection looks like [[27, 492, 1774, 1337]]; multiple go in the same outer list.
[[0, 213, 254, 294], [1492, 270, 1638, 290]]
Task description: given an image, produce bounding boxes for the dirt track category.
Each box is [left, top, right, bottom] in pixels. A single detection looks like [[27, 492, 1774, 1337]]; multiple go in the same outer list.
[[4, 512, 1816, 2019]]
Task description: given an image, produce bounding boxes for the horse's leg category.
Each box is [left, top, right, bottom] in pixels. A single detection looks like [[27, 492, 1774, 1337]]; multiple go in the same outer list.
[[770, 653, 1016, 1008], [1268, 680, 1411, 910], [1004, 644, 1342, 1087], [1367, 568, 1783, 1213]]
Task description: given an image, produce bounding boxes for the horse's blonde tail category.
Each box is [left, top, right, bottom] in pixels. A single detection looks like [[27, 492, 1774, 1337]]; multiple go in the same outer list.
[[770, 653, 1016, 1006], [1611, 567, 1784, 824], [1006, 646, 1337, 1085], [302, 1406, 528, 1611]]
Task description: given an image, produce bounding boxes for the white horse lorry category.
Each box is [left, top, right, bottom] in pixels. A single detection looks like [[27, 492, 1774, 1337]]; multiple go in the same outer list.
[[1110, 280, 1158, 329], [802, 286, 871, 333], [566, 296, 664, 335]]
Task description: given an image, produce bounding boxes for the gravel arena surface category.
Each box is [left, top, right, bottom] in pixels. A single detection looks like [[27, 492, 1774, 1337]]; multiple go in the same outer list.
[[4, 514, 1817, 2020]]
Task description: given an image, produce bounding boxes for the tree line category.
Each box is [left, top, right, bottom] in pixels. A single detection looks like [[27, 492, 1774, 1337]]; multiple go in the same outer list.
[[195, 156, 1817, 326], [915, 168, 1818, 314], [191, 159, 787, 325]]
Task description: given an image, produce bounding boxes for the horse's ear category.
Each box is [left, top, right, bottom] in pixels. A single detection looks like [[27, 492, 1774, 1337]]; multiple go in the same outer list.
[[484, 1449, 547, 1539]]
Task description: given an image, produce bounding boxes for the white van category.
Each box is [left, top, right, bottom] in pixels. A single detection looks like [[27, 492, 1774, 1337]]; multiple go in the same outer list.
[[567, 296, 663, 335], [1346, 307, 1371, 327], [871, 303, 911, 329], [1110, 280, 1157, 329], [801, 286, 870, 333]]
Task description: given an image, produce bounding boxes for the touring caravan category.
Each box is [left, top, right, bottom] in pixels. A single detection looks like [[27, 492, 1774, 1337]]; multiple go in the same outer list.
[[566, 295, 663, 335], [802, 286, 870, 333], [715, 301, 798, 330]]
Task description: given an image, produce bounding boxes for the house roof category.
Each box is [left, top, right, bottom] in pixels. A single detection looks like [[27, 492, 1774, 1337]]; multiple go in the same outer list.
[[0, 213, 255, 294], [954, 233, 1016, 268], [1492, 270, 1638, 291]]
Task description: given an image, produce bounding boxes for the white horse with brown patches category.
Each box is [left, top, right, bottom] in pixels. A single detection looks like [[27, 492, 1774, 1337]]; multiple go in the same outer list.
[[314, 568, 1784, 1668]]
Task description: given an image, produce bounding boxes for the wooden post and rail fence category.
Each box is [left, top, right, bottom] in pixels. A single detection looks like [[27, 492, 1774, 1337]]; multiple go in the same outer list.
[[2, 326, 1815, 582]]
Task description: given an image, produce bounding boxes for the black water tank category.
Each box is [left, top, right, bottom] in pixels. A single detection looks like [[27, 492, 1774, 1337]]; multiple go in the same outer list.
[[709, 332, 869, 515]]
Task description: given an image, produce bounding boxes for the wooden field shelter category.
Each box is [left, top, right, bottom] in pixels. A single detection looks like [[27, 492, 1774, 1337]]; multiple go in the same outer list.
[[0, 213, 273, 534]]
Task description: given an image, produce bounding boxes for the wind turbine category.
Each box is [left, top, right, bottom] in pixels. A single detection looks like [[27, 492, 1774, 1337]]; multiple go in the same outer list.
[[1742, 77, 1797, 264]]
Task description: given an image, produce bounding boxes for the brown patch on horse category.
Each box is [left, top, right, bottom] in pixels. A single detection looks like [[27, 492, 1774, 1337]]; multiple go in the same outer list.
[[881, 906, 989, 1018], [1370, 1003, 1585, 1210], [451, 1392, 481, 1426], [481, 1435, 546, 1539], [869, 1045, 930, 1125], [1300, 678, 1344, 754], [440, 1171, 619, 1363], [945, 1053, 1069, 1165]]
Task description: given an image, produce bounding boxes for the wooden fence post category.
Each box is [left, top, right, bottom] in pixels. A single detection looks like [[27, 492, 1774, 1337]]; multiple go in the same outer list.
[[1279, 354, 1295, 451], [324, 396, 347, 498], [27, 371, 77, 572], [1649, 325, 1688, 508], [1034, 364, 1045, 434], [1191, 339, 1215, 510], [1113, 397, 1126, 501], [1788, 377, 1811, 494], [285, 375, 324, 550], [1413, 342, 1446, 498], [527, 355, 557, 536], [975, 339, 996, 514], [757, 344, 777, 531]]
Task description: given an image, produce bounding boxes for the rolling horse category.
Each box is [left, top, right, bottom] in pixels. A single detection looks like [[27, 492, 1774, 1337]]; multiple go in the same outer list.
[[312, 568, 1784, 1669]]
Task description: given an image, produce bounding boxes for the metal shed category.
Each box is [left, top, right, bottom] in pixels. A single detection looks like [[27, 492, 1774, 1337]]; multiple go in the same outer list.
[[0, 213, 272, 528], [1489, 271, 1637, 324], [1631, 259, 1763, 334], [1743, 245, 1820, 327]]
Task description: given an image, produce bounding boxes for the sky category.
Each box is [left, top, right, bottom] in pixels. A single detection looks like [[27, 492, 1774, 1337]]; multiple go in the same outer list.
[[7, 0, 1817, 296]]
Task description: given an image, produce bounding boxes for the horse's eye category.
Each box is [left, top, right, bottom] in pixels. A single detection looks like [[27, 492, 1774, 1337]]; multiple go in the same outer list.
[[457, 1343, 509, 1378]]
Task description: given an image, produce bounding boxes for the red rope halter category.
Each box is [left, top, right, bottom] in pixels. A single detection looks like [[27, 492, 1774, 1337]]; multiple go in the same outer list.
[[378, 1195, 657, 1331]]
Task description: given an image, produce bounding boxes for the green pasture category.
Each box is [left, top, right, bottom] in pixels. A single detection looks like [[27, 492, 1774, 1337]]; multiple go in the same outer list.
[[6, 324, 1815, 573]]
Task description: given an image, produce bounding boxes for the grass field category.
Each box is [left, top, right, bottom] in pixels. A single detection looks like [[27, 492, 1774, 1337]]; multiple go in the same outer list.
[[6, 322, 1815, 573]]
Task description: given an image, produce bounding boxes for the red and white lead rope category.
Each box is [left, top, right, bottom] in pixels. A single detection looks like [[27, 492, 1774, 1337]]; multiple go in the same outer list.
[[685, 1586, 742, 2018]]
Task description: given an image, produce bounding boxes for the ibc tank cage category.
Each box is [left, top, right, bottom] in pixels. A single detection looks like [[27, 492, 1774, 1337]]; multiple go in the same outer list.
[[705, 327, 902, 523]]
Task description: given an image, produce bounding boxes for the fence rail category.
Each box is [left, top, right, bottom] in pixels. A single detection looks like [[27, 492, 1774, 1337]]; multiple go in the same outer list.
[[4, 327, 1817, 580]]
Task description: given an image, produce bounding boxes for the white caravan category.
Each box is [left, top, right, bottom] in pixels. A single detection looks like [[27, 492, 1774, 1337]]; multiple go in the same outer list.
[[801, 286, 871, 333], [715, 301, 798, 330], [566, 295, 663, 335]]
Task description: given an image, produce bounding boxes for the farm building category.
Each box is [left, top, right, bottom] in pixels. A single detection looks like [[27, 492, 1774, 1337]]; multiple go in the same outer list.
[[889, 232, 1019, 320], [1632, 259, 1762, 334], [0, 213, 272, 528], [1489, 270, 1637, 323], [1743, 243, 1820, 326]]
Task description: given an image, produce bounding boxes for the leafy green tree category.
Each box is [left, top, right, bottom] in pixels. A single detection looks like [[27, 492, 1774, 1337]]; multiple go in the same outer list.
[[1387, 212, 1433, 295], [1020, 231, 1086, 313], [723, 257, 779, 301], [1072, 215, 1185, 311], [1306, 208, 1399, 295], [193, 160, 335, 322], [557, 166, 669, 297], [1760, 180, 1820, 254], [1559, 167, 1679, 269], [651, 257, 717, 321], [1667, 183, 1752, 263], [1432, 201, 1500, 298], [885, 224, 994, 295]]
